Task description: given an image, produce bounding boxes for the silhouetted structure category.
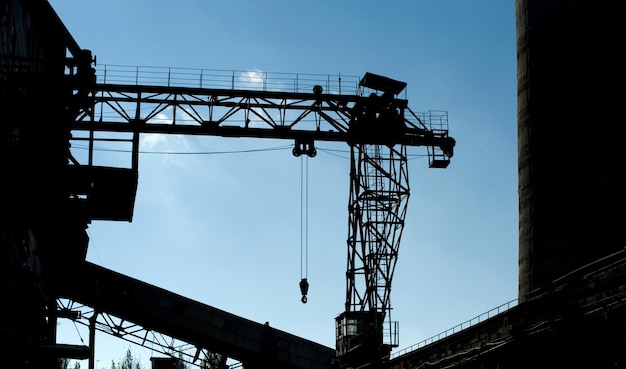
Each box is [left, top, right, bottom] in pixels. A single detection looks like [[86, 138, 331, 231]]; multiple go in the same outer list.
[[2, 0, 625, 369], [516, 0, 626, 299], [2, 1, 455, 369]]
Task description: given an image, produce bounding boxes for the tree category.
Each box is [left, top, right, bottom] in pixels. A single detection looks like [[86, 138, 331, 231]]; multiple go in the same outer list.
[[176, 352, 188, 369], [59, 358, 81, 369], [111, 347, 142, 369]]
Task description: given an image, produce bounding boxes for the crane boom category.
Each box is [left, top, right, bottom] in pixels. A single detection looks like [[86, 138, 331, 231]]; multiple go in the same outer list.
[[70, 76, 454, 165]]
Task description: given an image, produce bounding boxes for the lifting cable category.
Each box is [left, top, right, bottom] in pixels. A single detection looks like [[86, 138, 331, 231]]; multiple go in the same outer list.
[[299, 155, 310, 304]]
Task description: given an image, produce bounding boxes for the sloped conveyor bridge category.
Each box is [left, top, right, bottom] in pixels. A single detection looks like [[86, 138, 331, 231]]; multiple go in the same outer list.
[[53, 261, 335, 369]]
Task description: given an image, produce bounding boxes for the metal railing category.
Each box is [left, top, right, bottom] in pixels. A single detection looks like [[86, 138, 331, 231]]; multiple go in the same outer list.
[[96, 64, 362, 95], [390, 298, 518, 359]]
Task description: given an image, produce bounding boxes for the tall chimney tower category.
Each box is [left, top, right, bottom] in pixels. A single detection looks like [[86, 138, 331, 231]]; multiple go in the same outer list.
[[516, 0, 626, 299]]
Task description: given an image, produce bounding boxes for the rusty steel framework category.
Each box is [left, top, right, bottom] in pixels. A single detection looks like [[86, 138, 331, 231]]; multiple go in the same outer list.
[[61, 64, 455, 369], [68, 65, 453, 170]]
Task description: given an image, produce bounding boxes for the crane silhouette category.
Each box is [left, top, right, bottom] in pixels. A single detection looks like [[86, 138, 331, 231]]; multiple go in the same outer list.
[[61, 56, 455, 369]]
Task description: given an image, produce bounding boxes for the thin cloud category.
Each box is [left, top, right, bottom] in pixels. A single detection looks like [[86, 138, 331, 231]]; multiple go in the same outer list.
[[140, 112, 192, 167]]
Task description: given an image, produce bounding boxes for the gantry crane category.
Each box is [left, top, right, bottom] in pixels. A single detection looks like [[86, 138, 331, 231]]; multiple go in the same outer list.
[[64, 51, 454, 369]]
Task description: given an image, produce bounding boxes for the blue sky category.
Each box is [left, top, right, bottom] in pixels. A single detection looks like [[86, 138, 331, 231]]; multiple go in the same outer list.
[[49, 1, 518, 367]]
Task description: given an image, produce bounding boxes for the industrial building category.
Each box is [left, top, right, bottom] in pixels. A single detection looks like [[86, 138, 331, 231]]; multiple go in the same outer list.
[[2, 1, 625, 368]]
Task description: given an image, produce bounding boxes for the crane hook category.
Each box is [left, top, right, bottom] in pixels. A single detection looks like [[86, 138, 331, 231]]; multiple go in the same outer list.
[[299, 278, 309, 304]]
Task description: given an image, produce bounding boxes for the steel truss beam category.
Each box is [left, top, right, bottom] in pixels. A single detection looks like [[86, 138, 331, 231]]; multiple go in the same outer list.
[[69, 83, 454, 169], [346, 144, 409, 321], [56, 298, 234, 369], [334, 143, 410, 367]]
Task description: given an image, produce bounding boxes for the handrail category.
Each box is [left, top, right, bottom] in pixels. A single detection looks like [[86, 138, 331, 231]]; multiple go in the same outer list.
[[390, 298, 519, 359], [96, 64, 362, 95]]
